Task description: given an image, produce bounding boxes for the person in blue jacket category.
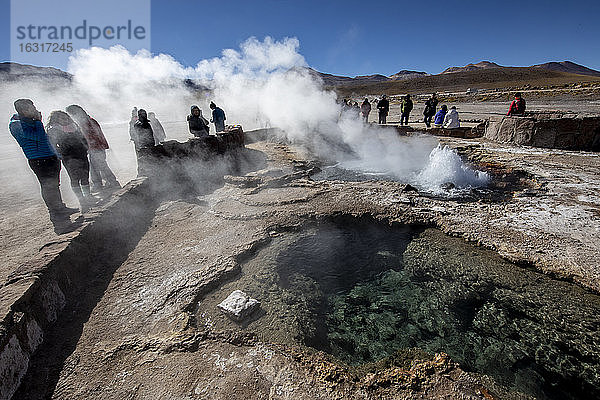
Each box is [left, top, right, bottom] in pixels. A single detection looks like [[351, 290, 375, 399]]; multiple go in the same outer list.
[[209, 102, 226, 133], [433, 105, 448, 128], [8, 99, 78, 226]]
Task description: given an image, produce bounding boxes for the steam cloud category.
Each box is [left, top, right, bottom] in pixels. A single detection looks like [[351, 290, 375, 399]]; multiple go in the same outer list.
[[1, 36, 489, 193]]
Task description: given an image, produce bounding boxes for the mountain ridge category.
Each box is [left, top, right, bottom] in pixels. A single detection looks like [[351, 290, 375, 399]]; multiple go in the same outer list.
[[308, 60, 600, 87], [442, 61, 502, 74], [3, 60, 600, 89], [532, 61, 600, 77], [0, 62, 72, 81]]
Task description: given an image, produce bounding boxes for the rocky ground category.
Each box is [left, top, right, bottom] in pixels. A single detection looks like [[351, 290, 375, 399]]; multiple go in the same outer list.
[[3, 129, 598, 399], [2, 99, 600, 399]]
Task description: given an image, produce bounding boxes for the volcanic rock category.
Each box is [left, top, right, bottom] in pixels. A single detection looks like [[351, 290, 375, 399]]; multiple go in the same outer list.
[[217, 290, 260, 321], [484, 112, 600, 150]]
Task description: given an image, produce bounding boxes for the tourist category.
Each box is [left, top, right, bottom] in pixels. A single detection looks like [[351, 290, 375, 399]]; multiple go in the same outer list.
[[132, 109, 155, 150], [129, 107, 138, 142], [47, 111, 96, 212], [148, 112, 167, 145], [353, 101, 361, 119], [400, 94, 413, 126], [423, 94, 438, 128], [433, 105, 448, 128], [132, 109, 156, 176], [507, 92, 526, 116], [377, 95, 389, 124], [340, 99, 348, 111], [443, 106, 460, 128], [360, 98, 371, 123], [210, 101, 227, 133], [66, 105, 120, 192], [8, 99, 78, 225], [187, 105, 210, 137]]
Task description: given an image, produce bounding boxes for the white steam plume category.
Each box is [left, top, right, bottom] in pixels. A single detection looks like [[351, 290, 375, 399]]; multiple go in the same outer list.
[[2, 36, 489, 193]]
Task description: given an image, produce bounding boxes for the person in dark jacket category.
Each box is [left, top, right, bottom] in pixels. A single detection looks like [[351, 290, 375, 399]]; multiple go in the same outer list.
[[400, 94, 413, 126], [433, 105, 448, 128], [47, 111, 96, 212], [132, 109, 156, 176], [423, 94, 438, 127], [187, 105, 210, 137], [132, 109, 155, 150], [360, 98, 371, 123], [377, 95, 389, 124], [8, 99, 78, 226], [210, 102, 226, 133], [507, 92, 526, 116], [66, 105, 120, 193]]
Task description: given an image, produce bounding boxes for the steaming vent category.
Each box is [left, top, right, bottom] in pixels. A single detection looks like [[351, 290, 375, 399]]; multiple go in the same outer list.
[[312, 138, 490, 196]]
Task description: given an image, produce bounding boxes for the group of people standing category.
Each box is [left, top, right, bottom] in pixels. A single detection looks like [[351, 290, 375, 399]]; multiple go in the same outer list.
[[9, 97, 228, 232], [9, 99, 120, 231], [366, 93, 457, 128], [342, 94, 457, 128], [128, 102, 227, 152], [128, 102, 227, 176], [351, 91, 526, 127], [129, 107, 166, 151], [185, 102, 226, 138]]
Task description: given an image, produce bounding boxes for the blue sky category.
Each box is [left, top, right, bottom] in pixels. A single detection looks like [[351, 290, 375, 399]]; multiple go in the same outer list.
[[1, 0, 599, 76]]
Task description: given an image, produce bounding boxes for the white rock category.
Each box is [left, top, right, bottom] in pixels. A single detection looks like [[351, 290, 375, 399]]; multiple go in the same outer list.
[[217, 290, 260, 321]]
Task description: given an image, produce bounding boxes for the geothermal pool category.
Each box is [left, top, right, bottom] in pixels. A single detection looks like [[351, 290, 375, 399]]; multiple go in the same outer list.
[[197, 217, 600, 400]]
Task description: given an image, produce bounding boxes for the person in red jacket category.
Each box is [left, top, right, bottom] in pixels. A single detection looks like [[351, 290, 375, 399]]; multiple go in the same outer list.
[[507, 92, 526, 116], [66, 105, 121, 192]]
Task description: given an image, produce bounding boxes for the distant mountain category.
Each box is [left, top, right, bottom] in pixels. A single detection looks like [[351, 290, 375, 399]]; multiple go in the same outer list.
[[298, 60, 600, 92], [390, 70, 429, 80], [442, 61, 502, 74], [532, 61, 600, 77], [0, 62, 72, 81], [441, 60, 600, 77], [293, 67, 428, 87], [353, 74, 389, 82], [295, 67, 389, 86]]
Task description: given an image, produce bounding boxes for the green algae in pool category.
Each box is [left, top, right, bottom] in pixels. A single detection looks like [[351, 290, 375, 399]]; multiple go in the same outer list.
[[196, 219, 600, 400]]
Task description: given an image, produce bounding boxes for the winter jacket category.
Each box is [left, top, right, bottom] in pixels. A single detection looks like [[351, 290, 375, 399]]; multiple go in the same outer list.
[[423, 98, 438, 116], [149, 116, 166, 145], [129, 116, 138, 142], [401, 98, 413, 114], [507, 98, 526, 115], [187, 106, 210, 136], [79, 117, 109, 151], [211, 107, 226, 132], [47, 123, 89, 160], [9, 114, 57, 159], [443, 109, 460, 128], [434, 109, 447, 126], [360, 101, 371, 115], [132, 119, 155, 150], [377, 99, 389, 115]]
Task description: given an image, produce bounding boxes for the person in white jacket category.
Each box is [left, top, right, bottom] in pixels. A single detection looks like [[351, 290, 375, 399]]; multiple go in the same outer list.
[[443, 106, 460, 128], [148, 112, 166, 145]]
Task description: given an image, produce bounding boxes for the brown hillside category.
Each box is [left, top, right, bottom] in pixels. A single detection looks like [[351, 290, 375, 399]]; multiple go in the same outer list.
[[332, 67, 600, 96]]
